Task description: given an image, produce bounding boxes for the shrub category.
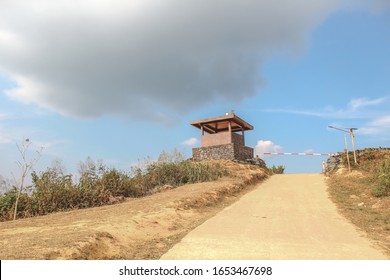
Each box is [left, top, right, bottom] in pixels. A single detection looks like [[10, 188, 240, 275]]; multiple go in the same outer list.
[[378, 160, 390, 188], [128, 150, 228, 193], [0, 188, 38, 220], [270, 165, 285, 174], [371, 160, 390, 197], [143, 160, 227, 188], [32, 169, 74, 214], [372, 185, 389, 198], [0, 151, 229, 221], [19, 168, 111, 217], [100, 169, 145, 197], [0, 188, 17, 221]]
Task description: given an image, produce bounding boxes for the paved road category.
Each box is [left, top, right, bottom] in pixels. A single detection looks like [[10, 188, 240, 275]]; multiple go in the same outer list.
[[161, 174, 388, 259]]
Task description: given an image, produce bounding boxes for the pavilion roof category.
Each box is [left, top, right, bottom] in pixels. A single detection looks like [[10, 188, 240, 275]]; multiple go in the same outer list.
[[190, 113, 254, 134]]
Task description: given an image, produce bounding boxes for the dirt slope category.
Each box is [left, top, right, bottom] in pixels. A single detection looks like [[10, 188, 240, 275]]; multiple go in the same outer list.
[[0, 161, 268, 259], [161, 174, 388, 260]]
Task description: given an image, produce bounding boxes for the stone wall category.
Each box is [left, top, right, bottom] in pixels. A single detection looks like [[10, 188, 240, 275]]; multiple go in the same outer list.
[[192, 143, 253, 161], [326, 154, 342, 172], [231, 132, 244, 146], [193, 144, 235, 160], [233, 143, 253, 161]]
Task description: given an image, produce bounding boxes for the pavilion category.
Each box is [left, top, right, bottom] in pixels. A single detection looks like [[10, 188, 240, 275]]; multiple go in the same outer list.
[[190, 112, 254, 161]]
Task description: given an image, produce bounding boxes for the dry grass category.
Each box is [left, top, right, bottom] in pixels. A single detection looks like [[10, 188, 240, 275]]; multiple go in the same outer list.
[[327, 168, 390, 256]]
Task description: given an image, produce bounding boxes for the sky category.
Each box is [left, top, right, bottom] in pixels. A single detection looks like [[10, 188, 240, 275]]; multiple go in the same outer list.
[[0, 0, 390, 184]]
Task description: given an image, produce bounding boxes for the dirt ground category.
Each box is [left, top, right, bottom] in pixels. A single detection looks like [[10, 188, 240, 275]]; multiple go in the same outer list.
[[0, 161, 268, 260]]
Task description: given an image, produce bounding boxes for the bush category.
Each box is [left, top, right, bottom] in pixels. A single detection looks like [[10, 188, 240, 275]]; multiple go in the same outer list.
[[0, 188, 17, 221], [0, 188, 37, 220], [32, 169, 75, 214], [142, 160, 227, 189], [0, 151, 228, 221], [270, 165, 285, 174], [372, 185, 389, 198], [378, 160, 390, 188], [0, 168, 113, 220], [372, 160, 390, 197], [32, 168, 111, 214], [100, 169, 145, 197]]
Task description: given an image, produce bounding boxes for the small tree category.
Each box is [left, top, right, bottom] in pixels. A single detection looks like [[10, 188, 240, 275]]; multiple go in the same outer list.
[[13, 138, 42, 220]]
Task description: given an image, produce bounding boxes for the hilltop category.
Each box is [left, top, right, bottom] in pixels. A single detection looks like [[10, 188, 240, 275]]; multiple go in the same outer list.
[[0, 160, 269, 259]]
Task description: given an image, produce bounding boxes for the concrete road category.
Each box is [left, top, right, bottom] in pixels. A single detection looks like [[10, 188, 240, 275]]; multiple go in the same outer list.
[[161, 174, 388, 259]]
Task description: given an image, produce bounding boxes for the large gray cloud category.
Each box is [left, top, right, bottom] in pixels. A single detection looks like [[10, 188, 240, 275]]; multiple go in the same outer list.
[[0, 0, 340, 123]]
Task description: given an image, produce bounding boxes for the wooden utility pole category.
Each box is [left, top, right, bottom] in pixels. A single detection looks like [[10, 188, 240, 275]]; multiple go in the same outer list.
[[349, 128, 357, 164], [328, 126, 358, 164], [344, 134, 351, 172]]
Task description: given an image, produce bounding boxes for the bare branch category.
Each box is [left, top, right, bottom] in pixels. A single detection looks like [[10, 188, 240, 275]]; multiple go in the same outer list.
[[12, 138, 43, 220]]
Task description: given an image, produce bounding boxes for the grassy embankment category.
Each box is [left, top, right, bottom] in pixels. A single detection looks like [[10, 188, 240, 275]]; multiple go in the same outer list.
[[327, 148, 390, 255]]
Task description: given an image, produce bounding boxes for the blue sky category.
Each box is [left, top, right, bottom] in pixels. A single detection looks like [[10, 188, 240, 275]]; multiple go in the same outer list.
[[1, 1, 390, 182]]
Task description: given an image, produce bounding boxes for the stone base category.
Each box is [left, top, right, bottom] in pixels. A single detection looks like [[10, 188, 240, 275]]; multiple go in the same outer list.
[[192, 143, 253, 161]]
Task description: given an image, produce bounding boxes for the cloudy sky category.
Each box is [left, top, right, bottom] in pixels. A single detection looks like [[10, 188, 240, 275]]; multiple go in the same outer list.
[[1, 0, 390, 181]]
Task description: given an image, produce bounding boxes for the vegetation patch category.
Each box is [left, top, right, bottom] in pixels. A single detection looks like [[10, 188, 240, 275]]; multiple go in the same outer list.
[[270, 165, 285, 174], [327, 148, 390, 256], [0, 151, 228, 221]]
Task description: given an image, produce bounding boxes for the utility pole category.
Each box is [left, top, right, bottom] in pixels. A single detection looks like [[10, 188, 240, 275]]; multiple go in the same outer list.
[[344, 134, 351, 172], [349, 128, 357, 165], [328, 126, 358, 164]]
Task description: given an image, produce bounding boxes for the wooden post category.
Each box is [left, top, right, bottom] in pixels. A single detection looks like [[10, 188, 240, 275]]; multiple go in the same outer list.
[[228, 121, 232, 143], [344, 134, 351, 172], [350, 129, 357, 164]]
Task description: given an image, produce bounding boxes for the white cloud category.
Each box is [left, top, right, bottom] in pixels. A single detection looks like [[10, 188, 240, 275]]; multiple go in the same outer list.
[[370, 115, 390, 127], [0, 0, 340, 123], [359, 115, 390, 137], [348, 97, 386, 111], [181, 137, 198, 147], [265, 96, 388, 119], [254, 140, 282, 156], [267, 97, 390, 140]]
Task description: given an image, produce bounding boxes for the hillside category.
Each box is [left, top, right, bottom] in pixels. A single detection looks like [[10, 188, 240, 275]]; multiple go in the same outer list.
[[0, 160, 269, 259], [326, 148, 390, 256]]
